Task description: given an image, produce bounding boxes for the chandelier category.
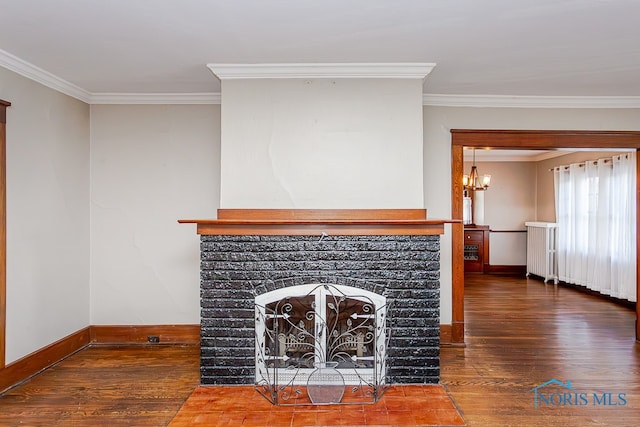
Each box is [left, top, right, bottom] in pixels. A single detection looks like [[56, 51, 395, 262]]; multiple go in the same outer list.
[[463, 148, 491, 191]]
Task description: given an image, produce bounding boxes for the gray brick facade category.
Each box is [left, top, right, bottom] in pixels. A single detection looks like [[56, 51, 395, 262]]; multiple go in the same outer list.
[[200, 234, 440, 385]]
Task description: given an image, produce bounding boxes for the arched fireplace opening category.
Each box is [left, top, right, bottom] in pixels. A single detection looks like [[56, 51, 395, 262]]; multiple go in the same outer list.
[[255, 283, 390, 405]]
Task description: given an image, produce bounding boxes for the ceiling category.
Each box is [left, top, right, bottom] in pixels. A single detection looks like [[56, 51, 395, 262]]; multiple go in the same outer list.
[[1, 0, 640, 101], [464, 149, 565, 162]]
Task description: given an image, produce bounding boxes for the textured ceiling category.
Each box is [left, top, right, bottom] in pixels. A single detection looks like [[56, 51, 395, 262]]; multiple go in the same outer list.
[[0, 0, 639, 96]]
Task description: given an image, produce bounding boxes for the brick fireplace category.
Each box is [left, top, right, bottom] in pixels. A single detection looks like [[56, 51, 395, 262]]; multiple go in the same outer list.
[[180, 209, 447, 387]]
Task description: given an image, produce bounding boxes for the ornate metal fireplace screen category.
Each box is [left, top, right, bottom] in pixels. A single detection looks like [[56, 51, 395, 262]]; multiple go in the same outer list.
[[255, 283, 391, 405]]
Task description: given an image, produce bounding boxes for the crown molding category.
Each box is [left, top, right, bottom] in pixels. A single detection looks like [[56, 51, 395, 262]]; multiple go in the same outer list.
[[2, 49, 638, 108], [423, 94, 640, 108], [89, 92, 221, 104], [91, 92, 640, 107], [0, 49, 91, 103], [207, 63, 436, 80]]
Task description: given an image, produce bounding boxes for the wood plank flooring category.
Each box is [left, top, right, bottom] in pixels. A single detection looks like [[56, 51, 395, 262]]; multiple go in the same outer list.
[[0, 274, 638, 426], [441, 274, 640, 426], [0, 345, 199, 426]]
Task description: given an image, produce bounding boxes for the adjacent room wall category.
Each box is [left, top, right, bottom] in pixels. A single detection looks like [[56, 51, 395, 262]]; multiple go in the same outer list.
[[475, 161, 537, 230], [462, 152, 631, 266], [90, 105, 220, 325], [463, 160, 536, 266], [219, 78, 425, 208], [423, 106, 640, 324], [0, 67, 90, 364]]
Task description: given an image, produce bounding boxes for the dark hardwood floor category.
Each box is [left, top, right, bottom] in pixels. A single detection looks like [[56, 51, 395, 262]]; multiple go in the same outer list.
[[0, 345, 200, 426], [441, 274, 640, 426], [0, 274, 638, 426]]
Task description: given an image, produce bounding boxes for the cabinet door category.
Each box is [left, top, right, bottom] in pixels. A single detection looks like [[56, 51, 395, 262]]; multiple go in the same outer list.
[[464, 231, 484, 272]]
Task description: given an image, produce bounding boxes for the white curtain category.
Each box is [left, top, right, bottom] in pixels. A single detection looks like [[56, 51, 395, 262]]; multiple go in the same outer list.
[[554, 153, 636, 302]]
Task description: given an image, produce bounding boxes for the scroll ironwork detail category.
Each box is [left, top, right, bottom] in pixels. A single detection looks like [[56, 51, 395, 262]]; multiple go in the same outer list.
[[255, 283, 391, 405]]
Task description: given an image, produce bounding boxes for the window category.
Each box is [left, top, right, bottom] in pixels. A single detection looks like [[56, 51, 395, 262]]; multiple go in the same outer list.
[[554, 153, 636, 301]]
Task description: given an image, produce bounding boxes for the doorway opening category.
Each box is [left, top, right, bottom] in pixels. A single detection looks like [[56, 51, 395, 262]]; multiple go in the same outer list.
[[450, 130, 640, 343]]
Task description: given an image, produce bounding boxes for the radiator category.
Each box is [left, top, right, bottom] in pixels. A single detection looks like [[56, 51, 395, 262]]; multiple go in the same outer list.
[[525, 222, 558, 284]]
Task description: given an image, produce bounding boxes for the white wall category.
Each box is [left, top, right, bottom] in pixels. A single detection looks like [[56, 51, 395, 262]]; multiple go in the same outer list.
[[4, 74, 640, 359], [473, 160, 536, 266], [90, 105, 220, 324], [0, 67, 90, 364], [220, 78, 424, 208], [478, 161, 537, 230], [489, 233, 527, 265], [88, 104, 640, 328], [423, 106, 640, 324]]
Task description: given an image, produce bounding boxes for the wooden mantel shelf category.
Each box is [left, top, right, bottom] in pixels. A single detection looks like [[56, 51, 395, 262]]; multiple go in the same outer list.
[[179, 209, 456, 236]]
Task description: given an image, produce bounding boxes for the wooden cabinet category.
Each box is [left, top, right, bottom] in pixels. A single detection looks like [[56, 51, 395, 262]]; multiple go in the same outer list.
[[464, 225, 489, 273]]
